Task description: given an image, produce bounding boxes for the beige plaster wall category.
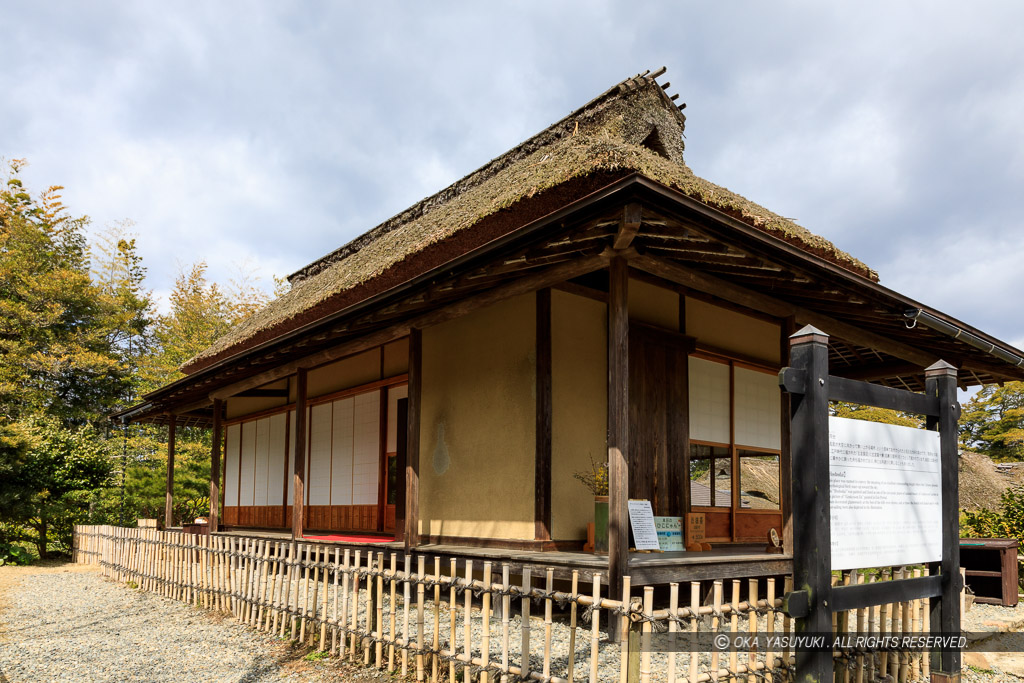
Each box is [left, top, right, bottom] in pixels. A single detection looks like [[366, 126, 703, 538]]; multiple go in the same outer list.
[[225, 379, 289, 419], [419, 294, 537, 540], [685, 297, 780, 363], [306, 348, 381, 399], [628, 277, 679, 330], [551, 290, 608, 541]]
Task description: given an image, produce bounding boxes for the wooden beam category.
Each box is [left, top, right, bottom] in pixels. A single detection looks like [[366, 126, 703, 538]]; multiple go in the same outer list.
[[234, 388, 289, 398], [613, 203, 642, 250], [292, 368, 308, 539], [607, 255, 629, 641], [209, 252, 611, 401], [630, 253, 939, 368], [404, 328, 422, 548], [535, 288, 552, 542], [209, 399, 222, 532], [165, 413, 176, 528]]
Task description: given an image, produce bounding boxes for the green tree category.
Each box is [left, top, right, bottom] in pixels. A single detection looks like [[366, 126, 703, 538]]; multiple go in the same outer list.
[[0, 417, 112, 557], [832, 403, 921, 428], [959, 382, 1024, 461], [0, 160, 138, 426]]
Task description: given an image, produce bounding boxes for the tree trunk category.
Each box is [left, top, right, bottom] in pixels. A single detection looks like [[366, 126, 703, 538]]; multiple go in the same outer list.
[[35, 518, 48, 559]]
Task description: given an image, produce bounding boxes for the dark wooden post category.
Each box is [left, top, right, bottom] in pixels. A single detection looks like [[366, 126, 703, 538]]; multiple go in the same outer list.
[[165, 413, 177, 528], [925, 360, 961, 680], [210, 399, 222, 532], [292, 368, 308, 539], [788, 325, 832, 682], [535, 288, 552, 544], [607, 255, 629, 640], [404, 328, 422, 549]]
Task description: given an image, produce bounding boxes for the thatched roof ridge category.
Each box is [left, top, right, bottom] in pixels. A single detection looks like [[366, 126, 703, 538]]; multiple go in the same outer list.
[[183, 69, 874, 374]]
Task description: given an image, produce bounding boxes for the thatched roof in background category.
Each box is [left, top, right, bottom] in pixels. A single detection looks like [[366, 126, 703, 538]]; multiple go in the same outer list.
[[184, 69, 875, 374]]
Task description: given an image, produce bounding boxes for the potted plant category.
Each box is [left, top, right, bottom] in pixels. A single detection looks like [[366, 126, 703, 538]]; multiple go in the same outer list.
[[574, 457, 609, 553]]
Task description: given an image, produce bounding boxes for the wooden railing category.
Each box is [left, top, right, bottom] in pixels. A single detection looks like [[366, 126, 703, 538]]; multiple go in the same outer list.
[[74, 525, 938, 682]]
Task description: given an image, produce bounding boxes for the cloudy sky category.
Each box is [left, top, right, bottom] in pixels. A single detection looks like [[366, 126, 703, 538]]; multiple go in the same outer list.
[[4, 2, 1024, 351]]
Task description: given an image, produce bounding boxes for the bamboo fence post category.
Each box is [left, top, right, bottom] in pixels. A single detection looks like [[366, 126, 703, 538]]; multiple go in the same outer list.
[[257, 540, 270, 626], [240, 539, 251, 622], [640, 586, 654, 683], [543, 568, 554, 681], [481, 561, 493, 683], [568, 570, 580, 683], [375, 551, 384, 667], [905, 569, 913, 683], [766, 578, 776, 683], [350, 550, 362, 659], [911, 567, 920, 680], [522, 567, 532, 682], [339, 549, 352, 657], [416, 555, 426, 682], [431, 556, 441, 683], [689, 582, 700, 683], [388, 553, 398, 671], [400, 554, 411, 677], [299, 544, 312, 643], [867, 574, 879, 681], [241, 538, 251, 622], [282, 542, 295, 637], [782, 576, 792, 678], [619, 575, 631, 683], [853, 571, 865, 683], [921, 565, 930, 681], [711, 580, 723, 683], [231, 536, 240, 617], [364, 553, 375, 665], [503, 564, 512, 683], [310, 545, 322, 647], [590, 574, 601, 683], [448, 558, 457, 683], [748, 578, 758, 683], [332, 548, 342, 654], [318, 547, 330, 651], [271, 542, 284, 635], [462, 559, 473, 682], [729, 579, 740, 680]]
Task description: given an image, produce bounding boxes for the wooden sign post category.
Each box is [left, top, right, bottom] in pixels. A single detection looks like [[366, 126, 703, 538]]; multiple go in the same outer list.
[[780, 325, 961, 682]]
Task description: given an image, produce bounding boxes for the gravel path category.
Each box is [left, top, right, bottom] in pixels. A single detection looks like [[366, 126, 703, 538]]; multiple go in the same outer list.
[[0, 563, 382, 683]]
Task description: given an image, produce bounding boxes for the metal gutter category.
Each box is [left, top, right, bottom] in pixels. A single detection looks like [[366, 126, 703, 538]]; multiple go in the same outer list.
[[905, 309, 1024, 369]]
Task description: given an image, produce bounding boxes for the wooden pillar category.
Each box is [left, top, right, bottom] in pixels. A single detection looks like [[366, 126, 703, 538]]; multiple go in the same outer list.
[[404, 328, 422, 548], [607, 256, 629, 637], [209, 399, 222, 532], [926, 360, 961, 678], [292, 368, 308, 539], [535, 288, 552, 543], [788, 325, 832, 682], [165, 413, 177, 528]]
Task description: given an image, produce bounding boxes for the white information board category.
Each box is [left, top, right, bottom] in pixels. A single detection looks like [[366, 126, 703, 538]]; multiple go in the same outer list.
[[829, 416, 942, 570], [628, 500, 661, 551]]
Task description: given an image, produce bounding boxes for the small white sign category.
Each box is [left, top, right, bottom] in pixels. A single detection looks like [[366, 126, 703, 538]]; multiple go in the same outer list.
[[829, 416, 942, 570], [628, 500, 661, 551]]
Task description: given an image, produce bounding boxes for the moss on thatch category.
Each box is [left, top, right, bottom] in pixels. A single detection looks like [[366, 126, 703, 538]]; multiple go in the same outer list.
[[184, 75, 874, 373]]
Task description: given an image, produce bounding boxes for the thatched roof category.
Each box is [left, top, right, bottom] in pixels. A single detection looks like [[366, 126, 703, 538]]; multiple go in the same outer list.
[[183, 69, 874, 374]]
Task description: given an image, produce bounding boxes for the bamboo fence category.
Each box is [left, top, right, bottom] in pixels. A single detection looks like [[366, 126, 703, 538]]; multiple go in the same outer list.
[[73, 525, 936, 683]]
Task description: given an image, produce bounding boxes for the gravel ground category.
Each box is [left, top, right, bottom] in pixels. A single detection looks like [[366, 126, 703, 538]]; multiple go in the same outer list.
[[0, 563, 383, 683], [0, 562, 1019, 682]]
